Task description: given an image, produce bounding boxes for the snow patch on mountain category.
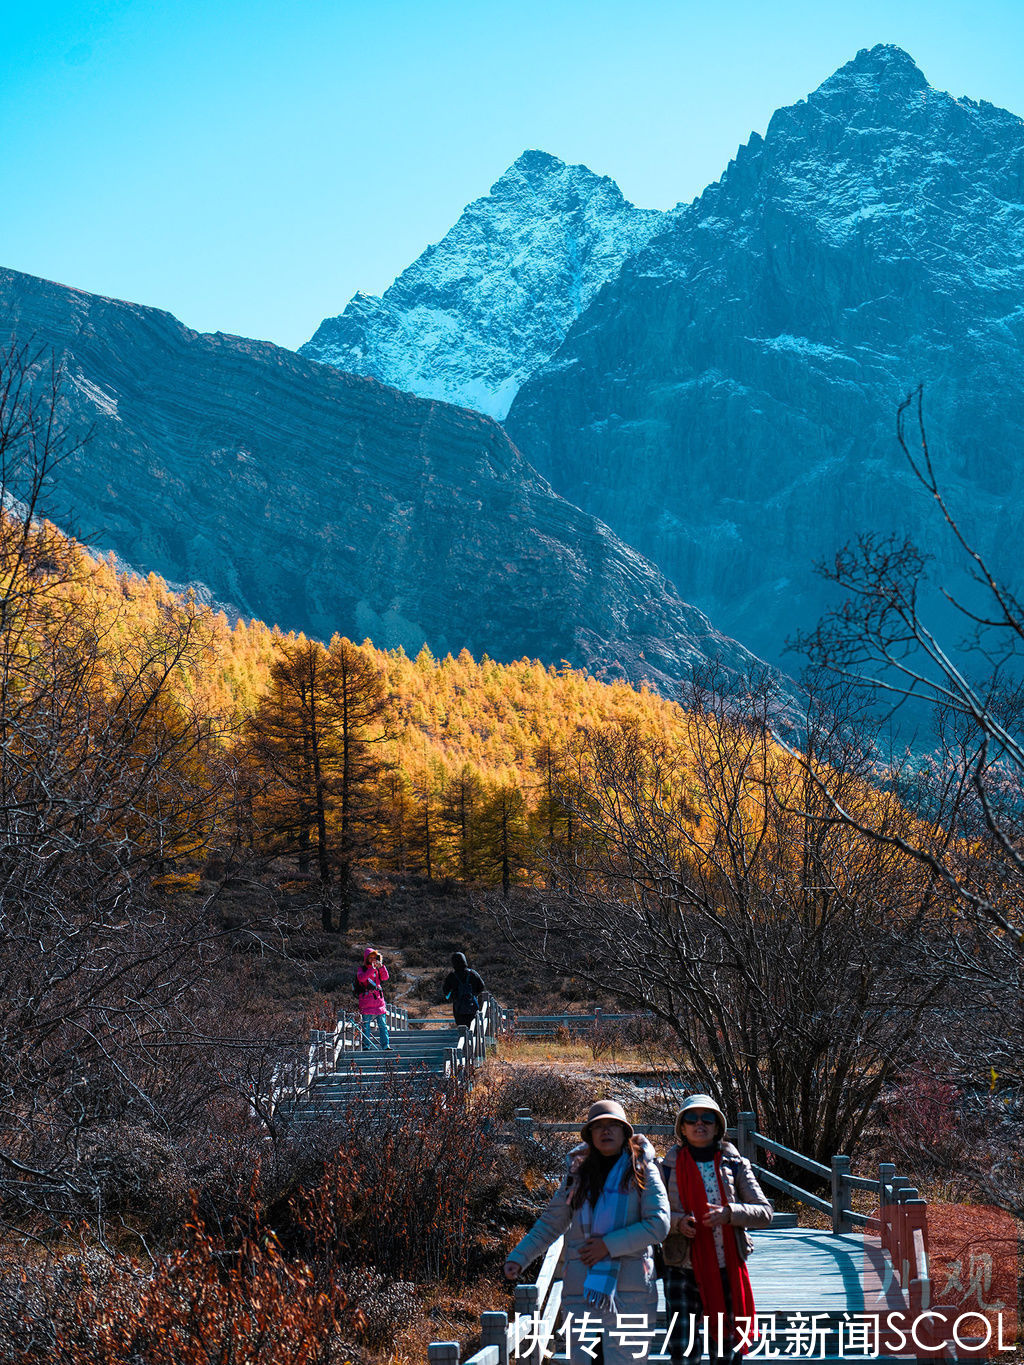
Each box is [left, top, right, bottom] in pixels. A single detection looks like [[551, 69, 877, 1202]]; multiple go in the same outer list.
[[71, 370, 119, 418], [299, 150, 662, 419]]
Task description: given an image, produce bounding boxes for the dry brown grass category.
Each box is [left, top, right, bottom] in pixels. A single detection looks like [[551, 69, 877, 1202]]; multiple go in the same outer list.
[[498, 1035, 655, 1067]]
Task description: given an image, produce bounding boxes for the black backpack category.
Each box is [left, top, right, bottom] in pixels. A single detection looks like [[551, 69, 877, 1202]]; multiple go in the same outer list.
[[452, 973, 479, 1015]]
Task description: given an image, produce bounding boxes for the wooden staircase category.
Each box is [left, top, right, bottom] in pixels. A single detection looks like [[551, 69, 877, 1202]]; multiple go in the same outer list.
[[270, 998, 501, 1126], [277, 1028, 468, 1122]]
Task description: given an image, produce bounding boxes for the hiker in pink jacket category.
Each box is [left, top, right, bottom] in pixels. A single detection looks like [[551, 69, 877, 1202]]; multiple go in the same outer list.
[[357, 947, 391, 1050]]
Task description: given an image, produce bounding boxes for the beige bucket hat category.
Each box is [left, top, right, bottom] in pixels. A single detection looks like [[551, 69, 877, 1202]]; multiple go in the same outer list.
[[581, 1099, 634, 1142]]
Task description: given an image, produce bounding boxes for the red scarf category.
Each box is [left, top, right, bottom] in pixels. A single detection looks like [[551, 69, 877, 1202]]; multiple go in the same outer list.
[[676, 1146, 756, 1354]]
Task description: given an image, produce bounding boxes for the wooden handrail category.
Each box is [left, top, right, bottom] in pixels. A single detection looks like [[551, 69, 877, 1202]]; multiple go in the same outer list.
[[750, 1162, 832, 1215], [911, 1225, 930, 1312], [844, 1208, 881, 1229], [512, 1236, 564, 1365], [511, 1012, 639, 1023], [751, 1130, 831, 1178], [504, 1007, 644, 1036]]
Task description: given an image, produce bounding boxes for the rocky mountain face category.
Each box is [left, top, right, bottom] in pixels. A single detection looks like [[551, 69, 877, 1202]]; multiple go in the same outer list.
[[501, 46, 1024, 665], [300, 151, 661, 419], [0, 266, 768, 696]]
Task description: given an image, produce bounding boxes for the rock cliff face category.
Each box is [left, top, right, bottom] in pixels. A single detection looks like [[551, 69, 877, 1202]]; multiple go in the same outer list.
[[505, 46, 1024, 664], [300, 151, 661, 419], [0, 266, 767, 695]]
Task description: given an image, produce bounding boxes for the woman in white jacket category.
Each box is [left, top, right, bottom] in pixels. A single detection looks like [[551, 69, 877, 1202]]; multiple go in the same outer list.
[[504, 1100, 670, 1365]]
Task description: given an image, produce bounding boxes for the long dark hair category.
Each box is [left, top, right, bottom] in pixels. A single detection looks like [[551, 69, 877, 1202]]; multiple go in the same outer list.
[[569, 1134, 648, 1210]]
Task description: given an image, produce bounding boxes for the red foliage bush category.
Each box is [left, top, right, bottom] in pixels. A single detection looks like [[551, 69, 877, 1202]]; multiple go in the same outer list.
[[884, 1070, 968, 1168]]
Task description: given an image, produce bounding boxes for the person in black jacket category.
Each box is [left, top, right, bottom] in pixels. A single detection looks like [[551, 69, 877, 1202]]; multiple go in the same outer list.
[[442, 951, 485, 1027]]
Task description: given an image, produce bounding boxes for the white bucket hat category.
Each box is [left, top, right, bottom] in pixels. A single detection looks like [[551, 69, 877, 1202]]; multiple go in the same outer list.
[[675, 1093, 727, 1141]]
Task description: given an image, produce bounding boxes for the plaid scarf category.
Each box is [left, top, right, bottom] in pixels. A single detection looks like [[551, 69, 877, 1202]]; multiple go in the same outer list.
[[577, 1140, 647, 1312]]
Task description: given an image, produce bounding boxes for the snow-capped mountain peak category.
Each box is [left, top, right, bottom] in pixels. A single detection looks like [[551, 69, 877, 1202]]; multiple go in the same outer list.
[[502, 46, 1024, 669], [820, 43, 930, 94], [299, 151, 662, 419]]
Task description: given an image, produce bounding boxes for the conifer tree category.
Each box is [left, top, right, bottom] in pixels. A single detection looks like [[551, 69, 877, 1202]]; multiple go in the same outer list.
[[478, 779, 528, 894], [439, 763, 484, 881], [245, 640, 336, 923], [328, 636, 394, 928], [532, 740, 576, 875], [245, 637, 393, 930], [377, 768, 415, 872], [407, 760, 441, 879]]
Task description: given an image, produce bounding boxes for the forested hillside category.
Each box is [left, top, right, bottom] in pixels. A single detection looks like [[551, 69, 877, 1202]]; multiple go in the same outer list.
[[64, 534, 698, 914]]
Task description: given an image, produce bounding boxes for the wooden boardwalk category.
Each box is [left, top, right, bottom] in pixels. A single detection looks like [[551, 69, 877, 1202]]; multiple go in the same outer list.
[[560, 1231, 919, 1364], [750, 1225, 907, 1318]]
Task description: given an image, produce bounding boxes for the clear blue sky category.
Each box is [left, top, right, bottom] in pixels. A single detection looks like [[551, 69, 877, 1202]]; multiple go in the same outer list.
[[3, 0, 1023, 350]]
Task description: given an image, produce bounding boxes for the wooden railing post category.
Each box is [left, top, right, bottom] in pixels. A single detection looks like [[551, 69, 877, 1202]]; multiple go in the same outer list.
[[906, 1200, 930, 1314], [515, 1106, 533, 1141], [428, 1343, 461, 1365], [831, 1155, 851, 1233], [895, 1185, 917, 1286], [895, 1173, 912, 1250], [878, 1162, 895, 1202], [513, 1283, 540, 1365], [878, 1162, 896, 1257], [736, 1111, 756, 1162], [481, 1311, 509, 1365], [899, 1191, 909, 1286], [891, 1172, 909, 1270]]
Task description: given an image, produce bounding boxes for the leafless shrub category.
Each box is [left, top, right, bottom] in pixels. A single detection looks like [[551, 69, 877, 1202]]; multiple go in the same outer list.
[[588, 1013, 677, 1062], [74, 1124, 187, 1222], [0, 1246, 140, 1364], [290, 1075, 509, 1284], [485, 1066, 593, 1121], [335, 1267, 418, 1348]]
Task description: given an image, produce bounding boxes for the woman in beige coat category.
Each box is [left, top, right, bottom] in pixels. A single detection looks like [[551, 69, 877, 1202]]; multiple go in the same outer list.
[[504, 1100, 670, 1365], [660, 1094, 772, 1365]]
